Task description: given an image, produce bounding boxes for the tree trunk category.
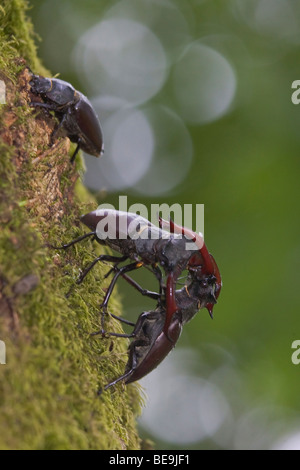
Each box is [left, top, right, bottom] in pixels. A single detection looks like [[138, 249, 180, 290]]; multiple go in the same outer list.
[[0, 0, 142, 450]]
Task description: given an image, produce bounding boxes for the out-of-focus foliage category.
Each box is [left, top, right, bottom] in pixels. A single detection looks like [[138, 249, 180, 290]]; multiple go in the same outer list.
[[28, 0, 300, 449]]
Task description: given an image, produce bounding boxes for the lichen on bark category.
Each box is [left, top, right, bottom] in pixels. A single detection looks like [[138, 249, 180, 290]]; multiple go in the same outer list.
[[0, 0, 142, 450]]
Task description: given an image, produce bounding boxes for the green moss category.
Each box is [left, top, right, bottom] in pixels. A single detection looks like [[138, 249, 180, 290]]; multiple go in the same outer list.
[[0, 0, 44, 74], [0, 0, 142, 450]]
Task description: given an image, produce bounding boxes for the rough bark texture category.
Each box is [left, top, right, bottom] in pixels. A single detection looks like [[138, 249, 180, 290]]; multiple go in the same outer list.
[[0, 0, 142, 450]]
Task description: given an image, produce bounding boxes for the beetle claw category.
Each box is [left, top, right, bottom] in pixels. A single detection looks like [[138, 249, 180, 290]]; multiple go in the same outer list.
[[90, 329, 107, 338]]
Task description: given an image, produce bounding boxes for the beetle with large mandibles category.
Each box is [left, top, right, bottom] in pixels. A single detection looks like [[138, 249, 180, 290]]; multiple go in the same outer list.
[[55, 208, 222, 389], [100, 257, 220, 391], [30, 74, 104, 163], [77, 209, 221, 325]]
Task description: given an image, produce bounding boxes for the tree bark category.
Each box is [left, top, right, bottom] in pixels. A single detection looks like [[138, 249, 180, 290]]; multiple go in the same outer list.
[[0, 0, 141, 450]]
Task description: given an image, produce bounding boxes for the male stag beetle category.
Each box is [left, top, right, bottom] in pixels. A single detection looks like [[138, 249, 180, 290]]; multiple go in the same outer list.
[[56, 208, 222, 386], [101, 258, 220, 391], [76, 209, 222, 329], [30, 74, 104, 163]]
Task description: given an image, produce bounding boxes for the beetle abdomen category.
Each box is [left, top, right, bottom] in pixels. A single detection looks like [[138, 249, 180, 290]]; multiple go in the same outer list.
[[73, 94, 104, 157], [125, 317, 182, 384]]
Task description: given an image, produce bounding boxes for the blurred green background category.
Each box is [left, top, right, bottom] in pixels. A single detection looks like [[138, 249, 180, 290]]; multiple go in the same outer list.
[[28, 0, 300, 449]]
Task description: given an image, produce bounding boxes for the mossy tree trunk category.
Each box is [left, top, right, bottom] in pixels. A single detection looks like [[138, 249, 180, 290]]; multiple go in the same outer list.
[[0, 0, 142, 450]]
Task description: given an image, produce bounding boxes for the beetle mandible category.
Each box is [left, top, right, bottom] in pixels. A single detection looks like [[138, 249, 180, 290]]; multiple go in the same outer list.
[[30, 74, 104, 163]]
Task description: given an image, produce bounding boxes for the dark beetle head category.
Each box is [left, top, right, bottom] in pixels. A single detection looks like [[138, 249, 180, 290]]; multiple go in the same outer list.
[[30, 75, 76, 106], [187, 250, 222, 318], [30, 74, 52, 94], [186, 268, 220, 316]]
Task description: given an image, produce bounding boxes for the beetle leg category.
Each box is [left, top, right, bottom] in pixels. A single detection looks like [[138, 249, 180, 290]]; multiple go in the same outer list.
[[99, 343, 139, 394], [104, 261, 163, 301], [50, 113, 81, 164], [152, 264, 164, 296], [50, 112, 67, 145], [119, 273, 161, 301], [64, 254, 128, 299], [93, 261, 144, 336], [101, 262, 144, 310], [163, 272, 178, 338], [98, 369, 134, 395], [110, 313, 135, 327], [70, 142, 81, 164], [50, 231, 96, 249], [76, 254, 128, 286], [92, 330, 135, 339], [30, 101, 58, 111]]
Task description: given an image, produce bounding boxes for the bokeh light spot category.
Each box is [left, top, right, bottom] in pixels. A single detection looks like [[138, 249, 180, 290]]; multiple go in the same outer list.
[[132, 105, 193, 195], [83, 105, 154, 191], [172, 43, 236, 124], [104, 0, 191, 60], [73, 18, 167, 105], [139, 349, 232, 445]]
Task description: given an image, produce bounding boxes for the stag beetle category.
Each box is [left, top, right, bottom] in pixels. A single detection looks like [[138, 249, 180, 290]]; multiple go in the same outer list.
[[57, 209, 222, 339], [54, 208, 221, 390], [30, 74, 104, 163], [101, 262, 219, 391]]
